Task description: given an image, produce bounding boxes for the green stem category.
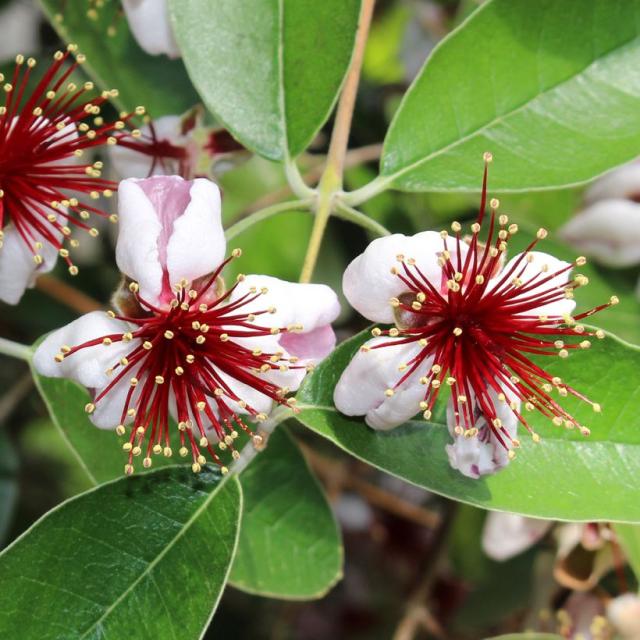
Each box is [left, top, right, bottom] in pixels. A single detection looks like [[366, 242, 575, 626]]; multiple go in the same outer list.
[[334, 200, 390, 237], [298, 0, 376, 283], [342, 174, 393, 207], [225, 198, 313, 242], [284, 157, 316, 199], [0, 337, 32, 362]]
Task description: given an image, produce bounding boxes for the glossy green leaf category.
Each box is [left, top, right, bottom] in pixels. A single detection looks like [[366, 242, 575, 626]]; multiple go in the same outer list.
[[296, 328, 640, 522], [380, 0, 640, 192], [614, 524, 640, 581], [230, 428, 342, 599], [39, 0, 199, 116], [0, 430, 18, 545], [0, 467, 241, 639], [33, 366, 342, 600], [170, 0, 361, 160]]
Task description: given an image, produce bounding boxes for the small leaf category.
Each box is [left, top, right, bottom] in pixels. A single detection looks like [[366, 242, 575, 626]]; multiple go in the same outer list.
[[381, 0, 640, 191], [0, 467, 241, 639], [170, 0, 361, 160], [295, 328, 640, 522], [230, 428, 342, 599], [39, 0, 199, 116]]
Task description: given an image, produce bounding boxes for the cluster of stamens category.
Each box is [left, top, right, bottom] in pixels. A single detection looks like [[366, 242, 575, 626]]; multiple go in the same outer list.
[[53, 251, 305, 474], [369, 154, 616, 456], [0, 46, 140, 273]]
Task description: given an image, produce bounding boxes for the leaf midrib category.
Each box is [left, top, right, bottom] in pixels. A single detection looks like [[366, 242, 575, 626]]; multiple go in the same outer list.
[[381, 1, 640, 184]]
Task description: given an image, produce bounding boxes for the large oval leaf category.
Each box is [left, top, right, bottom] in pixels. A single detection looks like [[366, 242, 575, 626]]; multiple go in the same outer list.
[[170, 0, 361, 160], [39, 0, 199, 116], [295, 329, 640, 522], [0, 467, 241, 639], [33, 367, 341, 599], [230, 428, 342, 599], [380, 0, 640, 192]]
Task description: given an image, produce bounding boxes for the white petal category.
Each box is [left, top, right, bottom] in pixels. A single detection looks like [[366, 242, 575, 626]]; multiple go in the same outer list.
[[0, 0, 40, 59], [558, 199, 640, 268], [115, 179, 164, 303], [122, 0, 180, 58], [109, 115, 186, 179], [446, 386, 520, 479], [278, 324, 337, 363], [584, 160, 640, 203], [482, 512, 552, 561], [166, 178, 225, 288], [489, 250, 576, 318], [33, 311, 134, 390], [334, 338, 430, 431], [218, 370, 273, 417], [230, 275, 340, 371], [343, 231, 461, 324], [607, 594, 640, 640], [0, 225, 37, 305], [0, 220, 62, 304], [232, 275, 340, 331], [91, 377, 136, 430]]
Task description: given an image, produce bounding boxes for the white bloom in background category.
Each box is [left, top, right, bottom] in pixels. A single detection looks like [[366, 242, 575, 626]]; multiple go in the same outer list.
[[481, 512, 552, 561], [34, 175, 340, 474], [559, 161, 640, 294], [0, 0, 40, 61], [122, 0, 180, 58], [111, 112, 247, 180], [607, 593, 640, 640], [334, 158, 612, 479], [110, 114, 197, 179]]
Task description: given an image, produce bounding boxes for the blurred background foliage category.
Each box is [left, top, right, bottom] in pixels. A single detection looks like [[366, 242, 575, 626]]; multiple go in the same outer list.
[[0, 0, 637, 638]]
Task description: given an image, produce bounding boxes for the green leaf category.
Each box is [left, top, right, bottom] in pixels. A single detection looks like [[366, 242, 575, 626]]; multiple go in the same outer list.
[[32, 368, 144, 485], [169, 0, 362, 160], [33, 362, 343, 600], [507, 226, 640, 346], [295, 328, 640, 522], [0, 430, 18, 545], [39, 0, 199, 116], [380, 0, 640, 192], [0, 467, 241, 639], [614, 524, 640, 581], [230, 428, 342, 599]]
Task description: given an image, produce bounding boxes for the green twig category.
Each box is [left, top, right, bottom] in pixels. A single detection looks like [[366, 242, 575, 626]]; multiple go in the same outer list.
[[0, 337, 32, 363], [225, 198, 313, 242], [299, 0, 376, 283], [334, 201, 390, 237]]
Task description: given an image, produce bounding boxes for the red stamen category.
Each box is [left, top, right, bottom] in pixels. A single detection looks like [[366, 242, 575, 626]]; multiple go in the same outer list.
[[375, 154, 615, 455], [0, 48, 138, 272], [56, 253, 303, 475]]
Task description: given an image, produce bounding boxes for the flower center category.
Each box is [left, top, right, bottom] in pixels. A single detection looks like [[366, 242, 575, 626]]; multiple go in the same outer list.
[[57, 252, 303, 474], [0, 48, 137, 272], [374, 156, 616, 456]]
